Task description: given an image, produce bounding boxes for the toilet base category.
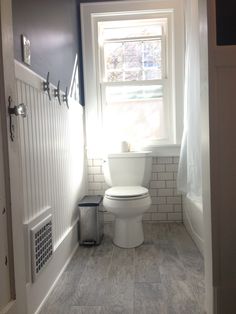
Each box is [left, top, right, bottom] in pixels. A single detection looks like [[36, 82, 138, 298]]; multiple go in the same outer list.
[[113, 215, 144, 248]]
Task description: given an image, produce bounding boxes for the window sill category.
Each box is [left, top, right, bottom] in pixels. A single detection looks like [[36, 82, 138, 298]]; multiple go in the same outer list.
[[141, 144, 181, 157]]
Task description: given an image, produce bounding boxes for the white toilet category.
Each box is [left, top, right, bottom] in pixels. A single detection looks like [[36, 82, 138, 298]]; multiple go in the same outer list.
[[103, 151, 152, 248]]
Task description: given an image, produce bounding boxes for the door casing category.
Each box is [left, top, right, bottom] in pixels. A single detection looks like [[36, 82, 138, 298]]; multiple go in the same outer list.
[[0, 0, 27, 313]]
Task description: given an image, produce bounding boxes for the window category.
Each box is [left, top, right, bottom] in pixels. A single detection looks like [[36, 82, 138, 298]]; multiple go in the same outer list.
[[81, 1, 184, 155], [99, 19, 170, 147]]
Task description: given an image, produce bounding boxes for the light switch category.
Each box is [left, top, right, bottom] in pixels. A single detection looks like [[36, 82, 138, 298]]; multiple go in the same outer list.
[[22, 35, 31, 66]]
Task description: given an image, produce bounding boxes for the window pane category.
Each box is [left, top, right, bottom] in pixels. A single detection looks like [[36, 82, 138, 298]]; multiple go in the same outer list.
[[103, 98, 167, 144], [144, 69, 161, 80], [106, 85, 163, 102], [143, 40, 162, 79], [104, 42, 123, 70], [143, 40, 162, 67], [124, 71, 142, 81], [124, 42, 142, 69], [107, 71, 123, 82]]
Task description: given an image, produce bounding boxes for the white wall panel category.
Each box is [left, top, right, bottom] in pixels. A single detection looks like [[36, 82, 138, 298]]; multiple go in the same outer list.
[[15, 61, 87, 246]]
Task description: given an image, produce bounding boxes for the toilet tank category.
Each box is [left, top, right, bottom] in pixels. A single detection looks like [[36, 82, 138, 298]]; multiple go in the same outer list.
[[103, 151, 152, 187]]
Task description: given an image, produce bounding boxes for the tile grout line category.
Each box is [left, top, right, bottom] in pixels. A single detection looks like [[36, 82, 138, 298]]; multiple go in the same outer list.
[[106, 242, 115, 279]]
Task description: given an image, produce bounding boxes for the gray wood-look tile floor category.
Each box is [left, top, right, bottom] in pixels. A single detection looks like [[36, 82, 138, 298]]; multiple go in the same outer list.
[[40, 223, 205, 314]]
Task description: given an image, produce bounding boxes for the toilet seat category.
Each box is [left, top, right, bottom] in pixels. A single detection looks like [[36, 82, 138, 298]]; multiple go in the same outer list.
[[105, 186, 148, 200]]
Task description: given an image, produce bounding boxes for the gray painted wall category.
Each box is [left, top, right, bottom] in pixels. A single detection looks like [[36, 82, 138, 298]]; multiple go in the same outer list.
[[13, 0, 79, 93]]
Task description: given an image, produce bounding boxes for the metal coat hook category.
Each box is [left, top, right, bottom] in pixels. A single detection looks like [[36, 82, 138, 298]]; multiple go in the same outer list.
[[54, 80, 61, 105], [63, 87, 69, 109], [43, 72, 51, 101]]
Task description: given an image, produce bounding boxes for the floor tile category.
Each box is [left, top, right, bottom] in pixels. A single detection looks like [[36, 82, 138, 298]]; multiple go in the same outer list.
[[134, 244, 162, 283], [158, 244, 187, 281], [39, 248, 93, 314], [134, 282, 167, 314], [161, 274, 204, 314], [40, 223, 205, 314], [72, 242, 114, 306], [70, 306, 103, 314]]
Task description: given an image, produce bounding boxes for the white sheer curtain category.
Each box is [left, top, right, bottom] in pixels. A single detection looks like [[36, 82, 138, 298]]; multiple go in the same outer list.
[[177, 0, 202, 202]]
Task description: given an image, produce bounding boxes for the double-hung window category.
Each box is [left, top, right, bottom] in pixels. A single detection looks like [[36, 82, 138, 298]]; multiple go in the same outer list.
[[98, 17, 172, 148], [81, 1, 184, 155]]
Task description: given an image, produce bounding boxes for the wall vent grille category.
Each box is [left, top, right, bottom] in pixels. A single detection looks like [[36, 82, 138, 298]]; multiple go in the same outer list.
[[30, 214, 53, 282]]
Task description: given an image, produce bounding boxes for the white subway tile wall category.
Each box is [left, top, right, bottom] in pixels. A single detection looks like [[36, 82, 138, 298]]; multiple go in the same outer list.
[[87, 157, 182, 222]]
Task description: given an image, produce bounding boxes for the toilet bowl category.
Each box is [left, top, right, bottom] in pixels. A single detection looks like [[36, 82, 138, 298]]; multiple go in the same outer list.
[[103, 186, 151, 248], [102, 152, 152, 248]]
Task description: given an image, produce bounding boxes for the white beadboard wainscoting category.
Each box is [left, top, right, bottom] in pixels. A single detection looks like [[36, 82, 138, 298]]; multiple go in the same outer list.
[[14, 61, 87, 314]]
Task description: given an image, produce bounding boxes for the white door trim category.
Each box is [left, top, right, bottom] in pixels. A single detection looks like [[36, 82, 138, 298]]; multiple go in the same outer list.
[[0, 0, 27, 313]]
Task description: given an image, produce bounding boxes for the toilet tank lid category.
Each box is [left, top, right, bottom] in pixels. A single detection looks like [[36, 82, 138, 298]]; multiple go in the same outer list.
[[105, 186, 148, 197]]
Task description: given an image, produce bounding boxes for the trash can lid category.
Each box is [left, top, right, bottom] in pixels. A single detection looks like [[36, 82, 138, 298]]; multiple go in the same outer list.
[[78, 195, 103, 206]]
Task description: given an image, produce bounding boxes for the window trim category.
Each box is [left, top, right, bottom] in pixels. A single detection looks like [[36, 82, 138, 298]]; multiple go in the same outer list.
[[81, 0, 184, 157]]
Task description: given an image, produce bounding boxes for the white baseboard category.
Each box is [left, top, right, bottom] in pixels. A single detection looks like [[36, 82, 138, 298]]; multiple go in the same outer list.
[[26, 221, 79, 314]]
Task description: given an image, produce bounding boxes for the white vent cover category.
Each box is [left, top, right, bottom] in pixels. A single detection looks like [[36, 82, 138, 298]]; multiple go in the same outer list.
[[30, 214, 53, 282]]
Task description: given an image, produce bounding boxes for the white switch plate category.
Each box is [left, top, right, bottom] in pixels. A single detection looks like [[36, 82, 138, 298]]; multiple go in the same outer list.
[[22, 35, 31, 66]]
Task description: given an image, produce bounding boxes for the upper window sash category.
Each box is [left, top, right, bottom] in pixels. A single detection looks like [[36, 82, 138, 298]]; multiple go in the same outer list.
[[99, 34, 167, 83], [98, 19, 168, 81]]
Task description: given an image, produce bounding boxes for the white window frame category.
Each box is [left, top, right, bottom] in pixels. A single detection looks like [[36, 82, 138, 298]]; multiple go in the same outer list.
[[81, 0, 184, 157]]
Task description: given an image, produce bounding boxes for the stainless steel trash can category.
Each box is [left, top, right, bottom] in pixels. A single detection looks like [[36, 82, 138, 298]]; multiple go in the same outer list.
[[78, 195, 104, 245]]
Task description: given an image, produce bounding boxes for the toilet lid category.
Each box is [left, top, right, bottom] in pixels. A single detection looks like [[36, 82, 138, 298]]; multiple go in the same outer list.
[[105, 186, 148, 198]]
